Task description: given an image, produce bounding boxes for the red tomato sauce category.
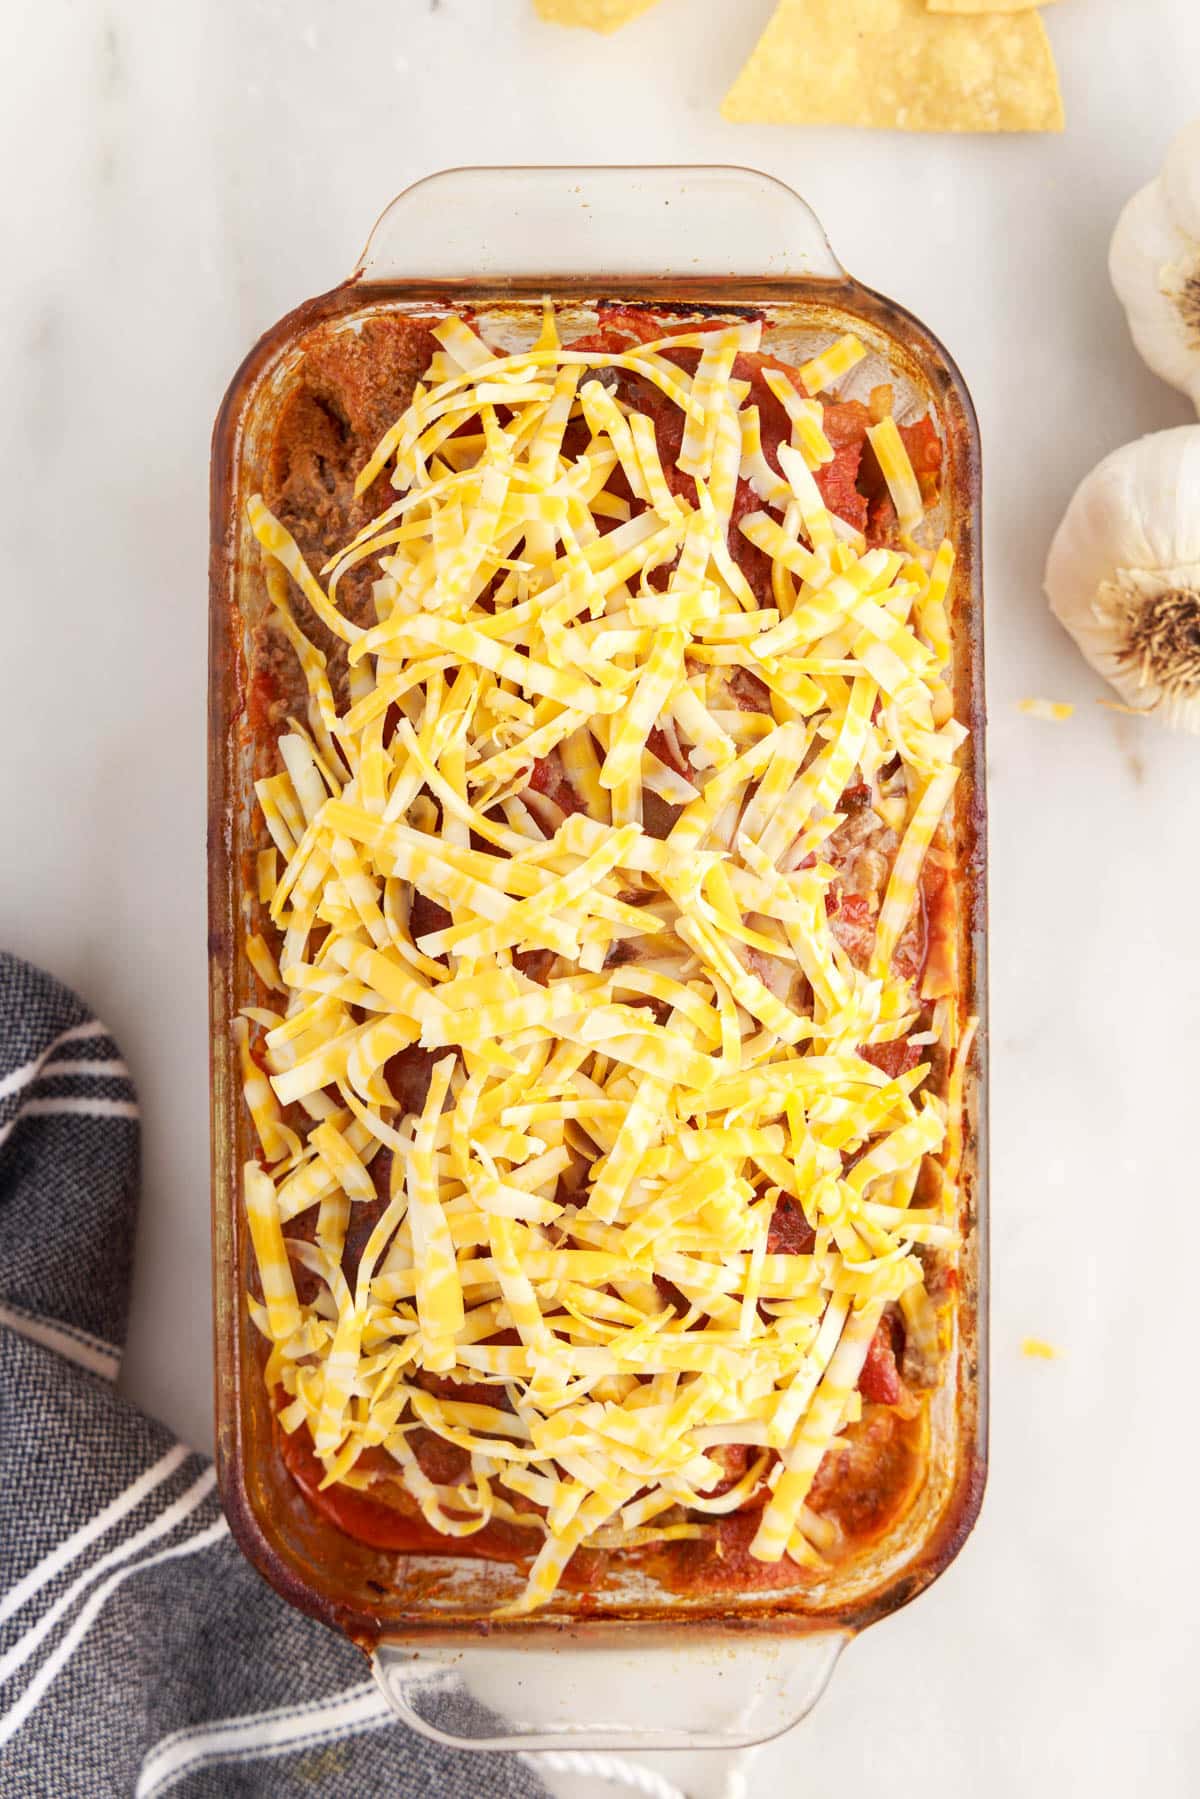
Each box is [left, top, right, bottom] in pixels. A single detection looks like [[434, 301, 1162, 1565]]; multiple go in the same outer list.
[[277, 1410, 610, 1590], [277, 1412, 537, 1565]]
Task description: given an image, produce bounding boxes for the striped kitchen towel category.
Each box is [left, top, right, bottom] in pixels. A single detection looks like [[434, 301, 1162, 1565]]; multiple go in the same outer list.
[[0, 952, 556, 1799]]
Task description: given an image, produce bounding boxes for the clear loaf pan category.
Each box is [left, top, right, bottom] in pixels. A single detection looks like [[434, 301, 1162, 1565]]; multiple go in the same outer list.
[[208, 165, 988, 1755]]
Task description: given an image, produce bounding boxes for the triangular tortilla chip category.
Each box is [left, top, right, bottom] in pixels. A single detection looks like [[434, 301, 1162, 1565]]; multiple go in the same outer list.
[[929, 0, 1058, 13], [722, 0, 1065, 133], [534, 0, 661, 31]]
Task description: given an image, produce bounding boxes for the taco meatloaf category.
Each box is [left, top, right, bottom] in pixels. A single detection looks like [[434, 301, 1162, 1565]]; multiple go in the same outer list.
[[233, 301, 974, 1617]]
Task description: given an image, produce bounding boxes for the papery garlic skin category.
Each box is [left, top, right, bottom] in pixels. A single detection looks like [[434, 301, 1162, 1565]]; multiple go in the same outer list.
[[1045, 427, 1200, 731], [1110, 118, 1200, 412]]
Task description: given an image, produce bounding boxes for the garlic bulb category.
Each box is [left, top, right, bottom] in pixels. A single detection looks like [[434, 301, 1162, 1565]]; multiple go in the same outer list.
[[1110, 118, 1200, 411], [1044, 427, 1200, 730]]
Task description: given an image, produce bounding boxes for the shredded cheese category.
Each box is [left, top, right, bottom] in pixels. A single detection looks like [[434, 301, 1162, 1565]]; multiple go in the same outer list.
[[798, 333, 867, 396], [866, 416, 924, 535], [239, 305, 971, 1616], [1018, 698, 1074, 722]]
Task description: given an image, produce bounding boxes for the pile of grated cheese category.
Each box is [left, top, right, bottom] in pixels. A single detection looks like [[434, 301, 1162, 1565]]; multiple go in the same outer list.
[[239, 304, 972, 1616]]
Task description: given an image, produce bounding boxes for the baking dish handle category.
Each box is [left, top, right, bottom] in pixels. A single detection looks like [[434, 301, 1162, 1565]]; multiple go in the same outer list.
[[354, 165, 844, 284], [372, 1629, 846, 1754]]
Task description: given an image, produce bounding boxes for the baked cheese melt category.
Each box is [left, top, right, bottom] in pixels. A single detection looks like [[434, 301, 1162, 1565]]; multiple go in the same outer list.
[[240, 305, 973, 1616]]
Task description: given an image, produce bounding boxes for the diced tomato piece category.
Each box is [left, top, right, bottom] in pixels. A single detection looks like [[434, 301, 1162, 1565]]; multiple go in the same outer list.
[[900, 415, 943, 494], [696, 1442, 754, 1500], [891, 880, 929, 984], [892, 934, 924, 984], [859, 1317, 902, 1405], [726, 665, 773, 714], [767, 1196, 816, 1256], [827, 883, 929, 984], [528, 753, 580, 815], [860, 1039, 922, 1081], [815, 442, 868, 535], [733, 346, 802, 389], [564, 307, 673, 353], [821, 399, 872, 451], [646, 724, 688, 778], [526, 756, 557, 795], [728, 476, 775, 607], [828, 891, 876, 967], [813, 400, 871, 533], [829, 886, 929, 984], [866, 493, 898, 548], [513, 947, 556, 985]]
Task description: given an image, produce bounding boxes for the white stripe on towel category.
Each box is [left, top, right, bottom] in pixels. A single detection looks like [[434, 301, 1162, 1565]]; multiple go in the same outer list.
[[0, 1301, 121, 1381], [0, 1468, 217, 1688], [0, 1445, 188, 1626], [0, 1096, 139, 1148], [0, 1518, 230, 1750], [28, 1059, 131, 1081], [0, 1022, 109, 1101], [135, 1681, 394, 1799]]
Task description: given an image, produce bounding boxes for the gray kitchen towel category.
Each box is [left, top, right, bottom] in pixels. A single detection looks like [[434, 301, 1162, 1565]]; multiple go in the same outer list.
[[0, 951, 556, 1798]]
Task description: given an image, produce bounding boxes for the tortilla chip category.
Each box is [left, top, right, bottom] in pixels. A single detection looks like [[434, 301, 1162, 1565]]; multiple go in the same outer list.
[[534, 0, 661, 31], [721, 0, 1065, 133], [929, 0, 1057, 12]]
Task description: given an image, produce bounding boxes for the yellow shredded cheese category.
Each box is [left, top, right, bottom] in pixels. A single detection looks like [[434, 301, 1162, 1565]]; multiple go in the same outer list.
[[798, 333, 867, 396], [238, 304, 971, 1616], [1018, 698, 1074, 722], [867, 415, 924, 534]]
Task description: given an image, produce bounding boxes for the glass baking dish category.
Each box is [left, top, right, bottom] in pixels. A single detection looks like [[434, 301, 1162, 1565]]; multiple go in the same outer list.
[[209, 165, 988, 1756]]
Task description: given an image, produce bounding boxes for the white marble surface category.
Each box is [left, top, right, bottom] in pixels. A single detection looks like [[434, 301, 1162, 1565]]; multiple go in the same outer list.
[[3, 0, 1200, 1793]]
